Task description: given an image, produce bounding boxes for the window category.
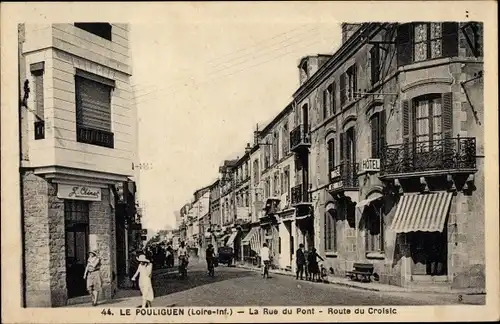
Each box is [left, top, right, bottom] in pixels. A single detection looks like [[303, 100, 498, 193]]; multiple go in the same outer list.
[[273, 171, 280, 196], [370, 110, 386, 158], [264, 178, 271, 198], [331, 82, 337, 115], [281, 167, 290, 198], [397, 22, 459, 66], [365, 201, 384, 253], [324, 210, 337, 251], [282, 121, 289, 156], [31, 62, 45, 140], [414, 95, 442, 148], [370, 44, 381, 85], [272, 131, 279, 163], [74, 23, 112, 41], [253, 159, 260, 185], [300, 61, 308, 83], [327, 138, 335, 172], [75, 69, 115, 148], [323, 84, 334, 120], [462, 22, 483, 57], [340, 65, 357, 106]]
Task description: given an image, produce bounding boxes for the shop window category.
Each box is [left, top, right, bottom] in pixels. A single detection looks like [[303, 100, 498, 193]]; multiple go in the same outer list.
[[370, 110, 386, 158], [324, 210, 337, 252], [31, 62, 45, 140], [364, 202, 385, 253], [75, 69, 115, 148], [74, 23, 112, 41]]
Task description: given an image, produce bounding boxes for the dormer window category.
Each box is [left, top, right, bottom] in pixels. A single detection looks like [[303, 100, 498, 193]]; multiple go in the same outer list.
[[300, 61, 309, 83]]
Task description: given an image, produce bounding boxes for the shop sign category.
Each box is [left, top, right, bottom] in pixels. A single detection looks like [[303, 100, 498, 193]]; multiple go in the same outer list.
[[328, 181, 343, 191], [360, 158, 380, 172], [57, 184, 101, 201], [330, 168, 341, 180]]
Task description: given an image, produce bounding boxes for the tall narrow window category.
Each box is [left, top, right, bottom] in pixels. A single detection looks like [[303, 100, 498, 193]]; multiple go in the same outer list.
[[323, 85, 333, 120], [282, 121, 289, 156], [331, 82, 337, 115], [346, 65, 358, 102], [327, 138, 335, 172], [75, 69, 115, 148], [370, 44, 381, 85], [414, 95, 442, 147], [370, 110, 386, 158], [324, 210, 337, 251], [31, 62, 45, 140], [365, 201, 384, 253]]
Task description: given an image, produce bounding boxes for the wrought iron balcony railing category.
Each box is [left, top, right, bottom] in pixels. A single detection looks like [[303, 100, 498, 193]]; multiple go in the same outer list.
[[290, 183, 310, 205], [381, 136, 476, 176], [34, 120, 45, 140], [77, 126, 114, 148], [290, 124, 311, 152], [328, 162, 359, 190]]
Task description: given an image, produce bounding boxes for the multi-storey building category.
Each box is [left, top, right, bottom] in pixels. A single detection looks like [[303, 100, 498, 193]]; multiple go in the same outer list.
[[208, 179, 222, 247], [19, 23, 136, 307], [218, 159, 238, 244], [296, 22, 483, 290]]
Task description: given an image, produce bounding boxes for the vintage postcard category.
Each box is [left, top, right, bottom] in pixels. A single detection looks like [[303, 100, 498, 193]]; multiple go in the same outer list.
[[1, 1, 498, 323]]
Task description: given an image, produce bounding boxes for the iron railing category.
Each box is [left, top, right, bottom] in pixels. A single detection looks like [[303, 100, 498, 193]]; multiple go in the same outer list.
[[290, 124, 311, 151], [77, 126, 114, 148], [291, 183, 309, 205], [329, 162, 359, 189], [381, 136, 476, 175]]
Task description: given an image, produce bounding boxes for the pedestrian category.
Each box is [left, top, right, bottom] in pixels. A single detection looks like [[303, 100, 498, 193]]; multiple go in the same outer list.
[[295, 243, 306, 280], [131, 254, 154, 308], [303, 248, 310, 280], [83, 250, 102, 306], [260, 243, 271, 279], [307, 247, 324, 282]]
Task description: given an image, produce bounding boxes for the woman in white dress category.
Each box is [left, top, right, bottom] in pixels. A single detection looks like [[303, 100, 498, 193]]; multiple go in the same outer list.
[[131, 254, 154, 308]]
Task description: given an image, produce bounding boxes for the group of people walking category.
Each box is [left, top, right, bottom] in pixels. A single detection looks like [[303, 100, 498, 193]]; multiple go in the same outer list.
[[295, 244, 326, 282]]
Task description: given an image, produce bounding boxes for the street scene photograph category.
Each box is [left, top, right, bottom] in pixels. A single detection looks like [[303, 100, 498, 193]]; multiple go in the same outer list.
[[3, 2, 493, 315]]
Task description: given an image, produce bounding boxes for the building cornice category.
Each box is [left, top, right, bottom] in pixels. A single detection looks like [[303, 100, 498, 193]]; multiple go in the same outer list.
[[31, 165, 129, 187]]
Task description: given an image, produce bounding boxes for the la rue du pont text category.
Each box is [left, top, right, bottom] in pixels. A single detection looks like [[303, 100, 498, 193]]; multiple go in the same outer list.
[[249, 307, 315, 315]]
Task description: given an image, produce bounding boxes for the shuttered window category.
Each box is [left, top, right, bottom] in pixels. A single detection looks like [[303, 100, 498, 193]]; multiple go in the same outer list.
[[370, 44, 381, 85], [371, 110, 386, 158], [75, 69, 115, 148], [324, 210, 337, 251], [327, 138, 335, 172], [339, 74, 346, 107], [397, 22, 458, 66], [331, 82, 337, 115], [31, 62, 45, 140]]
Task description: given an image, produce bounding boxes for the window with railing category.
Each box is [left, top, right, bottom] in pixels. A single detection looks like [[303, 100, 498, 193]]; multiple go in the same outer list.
[[291, 183, 308, 205], [290, 124, 310, 150], [75, 69, 115, 148], [329, 162, 359, 188]]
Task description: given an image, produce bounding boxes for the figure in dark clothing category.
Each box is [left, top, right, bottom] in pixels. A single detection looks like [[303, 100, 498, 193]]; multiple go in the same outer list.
[[295, 244, 306, 280], [307, 247, 324, 282]]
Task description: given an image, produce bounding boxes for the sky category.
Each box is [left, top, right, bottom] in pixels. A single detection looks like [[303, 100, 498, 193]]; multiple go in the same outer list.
[[129, 6, 341, 232]]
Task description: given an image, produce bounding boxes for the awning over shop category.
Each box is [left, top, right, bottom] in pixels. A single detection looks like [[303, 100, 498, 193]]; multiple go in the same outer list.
[[241, 227, 261, 253], [356, 192, 383, 211], [226, 231, 238, 247], [390, 192, 453, 233]]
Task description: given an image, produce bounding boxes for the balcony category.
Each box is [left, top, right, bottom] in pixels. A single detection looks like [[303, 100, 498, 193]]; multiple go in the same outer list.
[[328, 162, 359, 193], [290, 125, 311, 153], [236, 207, 251, 221], [291, 183, 311, 207], [380, 137, 477, 178], [77, 126, 114, 148]]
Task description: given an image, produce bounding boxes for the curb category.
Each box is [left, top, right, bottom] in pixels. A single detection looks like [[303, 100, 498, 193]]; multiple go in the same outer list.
[[234, 264, 485, 296]]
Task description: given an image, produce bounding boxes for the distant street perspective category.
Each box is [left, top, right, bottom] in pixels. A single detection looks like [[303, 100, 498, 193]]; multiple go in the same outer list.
[[70, 260, 484, 308]]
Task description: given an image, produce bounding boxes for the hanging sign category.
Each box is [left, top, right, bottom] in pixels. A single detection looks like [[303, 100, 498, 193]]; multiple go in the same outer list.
[[360, 158, 380, 172], [57, 184, 101, 201]]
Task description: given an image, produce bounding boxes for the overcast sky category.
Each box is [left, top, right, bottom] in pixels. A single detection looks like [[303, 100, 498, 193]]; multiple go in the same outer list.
[[130, 6, 341, 231]]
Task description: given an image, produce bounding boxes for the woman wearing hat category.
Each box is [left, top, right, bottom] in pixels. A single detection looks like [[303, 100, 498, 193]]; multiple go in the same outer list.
[[131, 254, 154, 308], [83, 250, 102, 306]]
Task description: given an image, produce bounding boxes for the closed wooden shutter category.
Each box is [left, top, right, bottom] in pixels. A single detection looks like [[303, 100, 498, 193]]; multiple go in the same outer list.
[[402, 100, 411, 167], [397, 23, 413, 66], [75, 76, 112, 131], [323, 89, 328, 119], [351, 128, 356, 165], [340, 73, 346, 106], [328, 139, 335, 171], [34, 72, 44, 119], [331, 82, 336, 114], [442, 92, 454, 157], [442, 22, 459, 58], [370, 45, 380, 84], [352, 65, 358, 99], [339, 132, 345, 164], [379, 109, 386, 157]]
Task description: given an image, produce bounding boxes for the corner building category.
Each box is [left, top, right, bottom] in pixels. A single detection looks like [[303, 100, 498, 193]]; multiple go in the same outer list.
[[19, 23, 136, 306], [297, 23, 484, 290]]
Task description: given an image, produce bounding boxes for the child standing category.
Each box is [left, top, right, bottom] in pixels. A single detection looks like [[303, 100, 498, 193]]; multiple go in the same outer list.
[[131, 254, 154, 308]]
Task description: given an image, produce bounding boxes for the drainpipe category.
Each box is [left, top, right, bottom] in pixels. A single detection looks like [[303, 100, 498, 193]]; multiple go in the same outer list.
[[18, 23, 27, 308]]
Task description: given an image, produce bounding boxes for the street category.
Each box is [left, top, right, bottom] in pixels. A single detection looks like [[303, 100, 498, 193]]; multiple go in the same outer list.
[[71, 261, 484, 308]]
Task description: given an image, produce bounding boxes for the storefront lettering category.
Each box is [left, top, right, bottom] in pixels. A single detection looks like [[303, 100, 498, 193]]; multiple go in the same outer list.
[[68, 186, 100, 199]]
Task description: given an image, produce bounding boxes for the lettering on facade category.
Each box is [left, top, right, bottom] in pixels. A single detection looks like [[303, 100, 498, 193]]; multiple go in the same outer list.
[[360, 158, 380, 172], [57, 184, 102, 201]]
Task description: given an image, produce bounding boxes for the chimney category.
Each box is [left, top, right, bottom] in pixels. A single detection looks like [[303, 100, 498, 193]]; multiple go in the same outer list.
[[253, 125, 260, 145], [245, 143, 252, 154], [341, 23, 361, 44]]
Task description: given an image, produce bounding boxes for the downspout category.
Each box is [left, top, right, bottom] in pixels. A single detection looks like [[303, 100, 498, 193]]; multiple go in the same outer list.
[[18, 24, 27, 308]]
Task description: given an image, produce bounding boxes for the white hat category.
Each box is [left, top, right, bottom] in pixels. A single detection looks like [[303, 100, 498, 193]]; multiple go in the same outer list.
[[137, 254, 150, 263]]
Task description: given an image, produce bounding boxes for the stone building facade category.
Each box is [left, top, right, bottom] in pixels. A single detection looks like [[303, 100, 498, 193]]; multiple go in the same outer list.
[[295, 22, 484, 290], [19, 23, 136, 307]]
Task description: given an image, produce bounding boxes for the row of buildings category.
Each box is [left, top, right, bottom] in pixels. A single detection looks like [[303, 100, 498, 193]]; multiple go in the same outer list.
[[18, 23, 144, 307], [176, 22, 485, 291]]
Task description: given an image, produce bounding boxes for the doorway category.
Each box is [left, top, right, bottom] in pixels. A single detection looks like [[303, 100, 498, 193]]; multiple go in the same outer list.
[[409, 231, 448, 276], [65, 200, 90, 298]]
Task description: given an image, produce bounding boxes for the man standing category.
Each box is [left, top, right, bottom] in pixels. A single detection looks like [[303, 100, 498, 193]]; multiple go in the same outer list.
[[295, 243, 306, 280], [260, 243, 271, 279]]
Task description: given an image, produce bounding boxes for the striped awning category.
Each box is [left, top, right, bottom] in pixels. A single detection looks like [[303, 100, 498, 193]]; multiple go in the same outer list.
[[390, 192, 453, 233], [226, 231, 238, 247], [356, 192, 383, 211], [241, 227, 261, 253]]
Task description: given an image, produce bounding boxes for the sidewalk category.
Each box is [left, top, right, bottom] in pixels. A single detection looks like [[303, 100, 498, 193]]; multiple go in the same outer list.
[[235, 263, 486, 304]]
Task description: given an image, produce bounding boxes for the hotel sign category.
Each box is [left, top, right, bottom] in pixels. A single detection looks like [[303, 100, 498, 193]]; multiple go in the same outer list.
[[328, 181, 344, 191], [57, 184, 102, 201], [360, 158, 380, 172], [330, 168, 341, 180]]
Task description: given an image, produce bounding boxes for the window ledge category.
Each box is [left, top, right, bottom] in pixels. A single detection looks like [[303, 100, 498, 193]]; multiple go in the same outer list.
[[366, 252, 385, 260], [325, 252, 338, 258]]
